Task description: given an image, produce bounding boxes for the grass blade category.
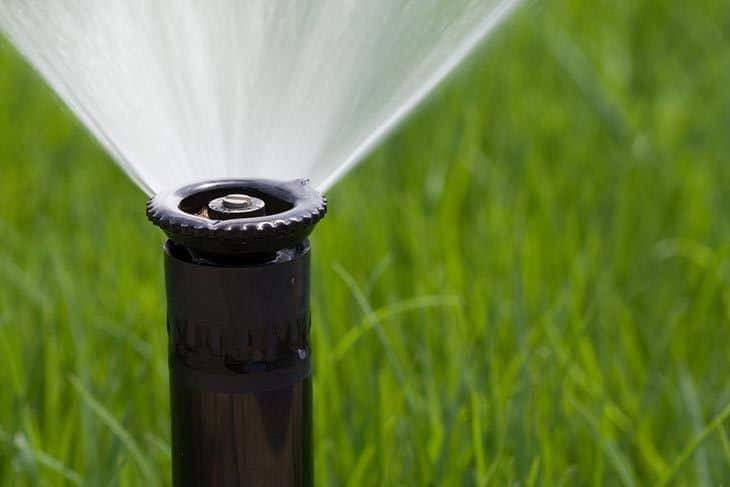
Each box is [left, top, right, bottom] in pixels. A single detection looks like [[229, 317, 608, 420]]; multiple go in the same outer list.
[[70, 376, 157, 484]]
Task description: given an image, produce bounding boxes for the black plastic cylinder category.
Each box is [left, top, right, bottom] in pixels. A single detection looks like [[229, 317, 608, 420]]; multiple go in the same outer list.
[[165, 241, 313, 487]]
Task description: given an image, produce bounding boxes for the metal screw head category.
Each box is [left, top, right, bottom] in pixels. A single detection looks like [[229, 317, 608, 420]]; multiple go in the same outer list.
[[207, 193, 266, 220], [222, 194, 255, 210]]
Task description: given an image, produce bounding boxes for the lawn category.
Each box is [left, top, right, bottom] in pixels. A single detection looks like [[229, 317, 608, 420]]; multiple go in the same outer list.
[[1, 0, 729, 485]]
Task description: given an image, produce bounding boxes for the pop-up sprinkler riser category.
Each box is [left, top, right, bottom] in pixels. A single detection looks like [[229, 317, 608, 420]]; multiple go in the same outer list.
[[147, 178, 326, 486]]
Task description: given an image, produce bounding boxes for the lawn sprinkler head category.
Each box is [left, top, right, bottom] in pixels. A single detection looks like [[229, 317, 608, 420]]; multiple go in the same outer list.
[[147, 178, 326, 262], [147, 179, 326, 487]]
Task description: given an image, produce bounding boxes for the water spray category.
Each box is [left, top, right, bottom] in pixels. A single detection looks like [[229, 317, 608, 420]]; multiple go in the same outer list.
[[147, 179, 326, 486]]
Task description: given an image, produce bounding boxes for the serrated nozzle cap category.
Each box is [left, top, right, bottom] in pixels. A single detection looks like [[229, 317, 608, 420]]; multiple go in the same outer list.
[[146, 179, 327, 257]]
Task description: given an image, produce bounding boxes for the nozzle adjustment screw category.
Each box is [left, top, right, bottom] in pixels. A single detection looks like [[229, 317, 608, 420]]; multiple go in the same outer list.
[[207, 193, 266, 220], [222, 194, 255, 210]]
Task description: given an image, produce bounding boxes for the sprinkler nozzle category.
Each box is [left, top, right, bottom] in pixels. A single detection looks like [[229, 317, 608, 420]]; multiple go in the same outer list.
[[146, 178, 326, 260]]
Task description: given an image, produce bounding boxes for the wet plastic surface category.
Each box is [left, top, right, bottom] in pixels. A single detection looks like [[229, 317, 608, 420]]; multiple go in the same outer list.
[[165, 243, 313, 486], [152, 179, 325, 487]]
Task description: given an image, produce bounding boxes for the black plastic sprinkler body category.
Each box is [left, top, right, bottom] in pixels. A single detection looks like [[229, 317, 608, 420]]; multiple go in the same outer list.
[[147, 179, 326, 486]]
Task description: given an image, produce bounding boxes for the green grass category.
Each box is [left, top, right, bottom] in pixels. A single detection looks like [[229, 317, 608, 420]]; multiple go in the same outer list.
[[1, 0, 730, 484]]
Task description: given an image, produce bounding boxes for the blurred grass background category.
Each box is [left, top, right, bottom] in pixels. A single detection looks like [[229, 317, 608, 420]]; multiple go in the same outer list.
[[1, 0, 730, 485]]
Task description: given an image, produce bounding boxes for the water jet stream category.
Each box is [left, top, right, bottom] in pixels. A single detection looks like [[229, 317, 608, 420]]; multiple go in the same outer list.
[[0, 0, 519, 193]]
